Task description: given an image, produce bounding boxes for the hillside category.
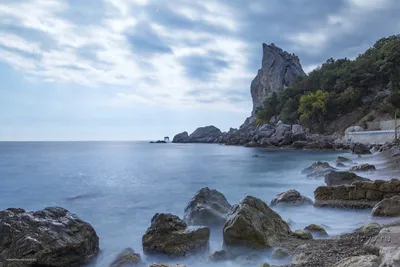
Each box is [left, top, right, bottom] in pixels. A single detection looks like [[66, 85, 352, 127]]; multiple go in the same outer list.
[[256, 35, 400, 134]]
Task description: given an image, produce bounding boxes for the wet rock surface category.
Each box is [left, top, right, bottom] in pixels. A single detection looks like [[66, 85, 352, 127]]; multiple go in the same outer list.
[[270, 189, 313, 207], [184, 187, 232, 227], [109, 248, 143, 267], [350, 164, 376, 171], [142, 213, 210, 257], [0, 206, 99, 267], [301, 161, 336, 178], [324, 171, 370, 186], [372, 196, 400, 217]]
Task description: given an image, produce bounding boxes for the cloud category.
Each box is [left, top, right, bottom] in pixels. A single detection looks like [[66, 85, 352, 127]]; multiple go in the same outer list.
[[0, 0, 399, 114]]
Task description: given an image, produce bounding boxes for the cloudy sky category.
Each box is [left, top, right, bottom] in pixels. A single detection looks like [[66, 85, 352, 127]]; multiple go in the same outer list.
[[0, 0, 399, 141]]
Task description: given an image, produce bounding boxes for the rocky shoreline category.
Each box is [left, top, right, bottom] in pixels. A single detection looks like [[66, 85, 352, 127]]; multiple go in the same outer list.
[[1, 142, 400, 267]]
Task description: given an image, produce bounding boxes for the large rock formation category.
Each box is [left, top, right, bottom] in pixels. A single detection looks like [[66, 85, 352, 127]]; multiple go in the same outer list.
[[324, 171, 370, 186], [0, 207, 99, 267], [142, 213, 210, 257], [250, 43, 305, 116], [184, 187, 232, 227], [189, 126, 222, 143], [172, 132, 190, 143], [314, 179, 400, 208], [223, 196, 291, 249]]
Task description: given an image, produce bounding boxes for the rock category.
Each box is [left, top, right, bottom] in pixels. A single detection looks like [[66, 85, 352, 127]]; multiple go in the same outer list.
[[270, 189, 313, 207], [324, 171, 370, 186], [272, 247, 290, 259], [183, 187, 232, 227], [345, 126, 364, 135], [172, 132, 190, 143], [244, 141, 260, 147], [142, 213, 210, 257], [302, 161, 336, 178], [357, 223, 382, 233], [293, 229, 313, 240], [349, 164, 376, 171], [314, 179, 400, 209], [260, 263, 271, 267], [304, 224, 328, 237], [270, 124, 292, 145], [336, 162, 346, 167], [223, 196, 291, 249], [372, 196, 400, 217], [336, 156, 353, 163], [0, 207, 99, 267], [291, 124, 306, 141], [235, 253, 262, 266], [258, 129, 275, 138], [292, 141, 308, 149], [149, 264, 186, 267], [331, 255, 380, 267], [352, 143, 371, 155], [208, 250, 227, 262], [109, 248, 142, 267], [188, 126, 222, 143], [250, 43, 305, 116], [280, 131, 293, 146]]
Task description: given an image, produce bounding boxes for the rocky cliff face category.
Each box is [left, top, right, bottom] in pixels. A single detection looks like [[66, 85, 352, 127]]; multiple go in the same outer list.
[[250, 43, 305, 116]]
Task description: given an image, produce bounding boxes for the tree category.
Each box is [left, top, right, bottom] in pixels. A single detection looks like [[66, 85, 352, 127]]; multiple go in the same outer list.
[[298, 90, 329, 132], [279, 98, 299, 123], [256, 92, 279, 124]]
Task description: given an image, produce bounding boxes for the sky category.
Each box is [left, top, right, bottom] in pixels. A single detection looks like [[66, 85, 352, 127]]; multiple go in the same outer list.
[[0, 0, 399, 141]]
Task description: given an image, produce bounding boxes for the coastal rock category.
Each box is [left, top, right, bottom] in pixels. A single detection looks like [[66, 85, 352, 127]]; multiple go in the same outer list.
[[109, 248, 142, 267], [172, 132, 190, 143], [336, 156, 353, 163], [293, 229, 313, 240], [349, 164, 376, 172], [270, 124, 292, 145], [223, 196, 291, 249], [331, 255, 380, 267], [292, 141, 308, 149], [250, 43, 305, 115], [302, 161, 336, 178], [352, 143, 371, 155], [345, 126, 364, 135], [291, 124, 306, 141], [304, 224, 328, 237], [258, 129, 275, 138], [208, 250, 227, 262], [184, 187, 232, 227], [272, 247, 290, 259], [188, 126, 222, 143], [324, 171, 370, 186], [0, 207, 99, 267], [270, 189, 313, 207], [371, 196, 400, 217], [314, 179, 400, 209], [142, 213, 210, 257]]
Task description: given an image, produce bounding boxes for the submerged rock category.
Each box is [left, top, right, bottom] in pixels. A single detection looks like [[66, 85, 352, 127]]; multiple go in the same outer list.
[[142, 213, 210, 257], [371, 196, 400, 217], [0, 206, 99, 267], [302, 161, 336, 178], [272, 247, 290, 259], [293, 229, 313, 240], [336, 156, 353, 163], [270, 189, 313, 207], [349, 164, 376, 171], [109, 248, 142, 267], [208, 250, 227, 262], [324, 171, 370, 186], [184, 187, 232, 227], [223, 196, 291, 249]]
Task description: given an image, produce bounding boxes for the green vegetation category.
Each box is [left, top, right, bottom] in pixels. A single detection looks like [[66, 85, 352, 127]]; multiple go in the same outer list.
[[255, 35, 400, 132]]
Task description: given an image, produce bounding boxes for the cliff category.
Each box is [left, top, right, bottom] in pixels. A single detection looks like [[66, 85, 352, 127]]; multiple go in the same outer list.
[[250, 43, 305, 116]]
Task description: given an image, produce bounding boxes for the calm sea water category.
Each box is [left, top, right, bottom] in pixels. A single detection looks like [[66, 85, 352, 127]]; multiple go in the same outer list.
[[0, 142, 393, 266]]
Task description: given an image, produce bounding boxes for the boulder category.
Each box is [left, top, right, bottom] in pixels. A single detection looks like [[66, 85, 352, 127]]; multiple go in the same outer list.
[[272, 247, 290, 259], [291, 124, 306, 141], [208, 250, 227, 262], [172, 132, 190, 143], [336, 163, 346, 167], [109, 248, 142, 267], [0, 207, 99, 267], [244, 141, 260, 147], [223, 196, 291, 249], [352, 143, 371, 155], [250, 43, 305, 116], [324, 172, 370, 186], [189, 126, 222, 143], [258, 129, 275, 138], [336, 156, 353, 163], [142, 213, 210, 257], [292, 141, 308, 149], [345, 126, 364, 135], [302, 161, 336, 178], [314, 179, 400, 209], [371, 196, 400, 217], [183, 187, 232, 227], [356, 223, 382, 233], [349, 164, 376, 172], [304, 224, 328, 237], [331, 255, 380, 267], [293, 229, 313, 240], [270, 189, 313, 207], [270, 124, 292, 145]]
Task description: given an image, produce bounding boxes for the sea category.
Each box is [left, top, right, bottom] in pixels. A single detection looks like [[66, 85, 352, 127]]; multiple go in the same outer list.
[[0, 141, 394, 266]]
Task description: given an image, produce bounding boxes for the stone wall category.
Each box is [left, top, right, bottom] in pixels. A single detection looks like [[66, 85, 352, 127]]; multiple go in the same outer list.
[[367, 120, 398, 131], [314, 179, 400, 208], [345, 130, 398, 145]]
